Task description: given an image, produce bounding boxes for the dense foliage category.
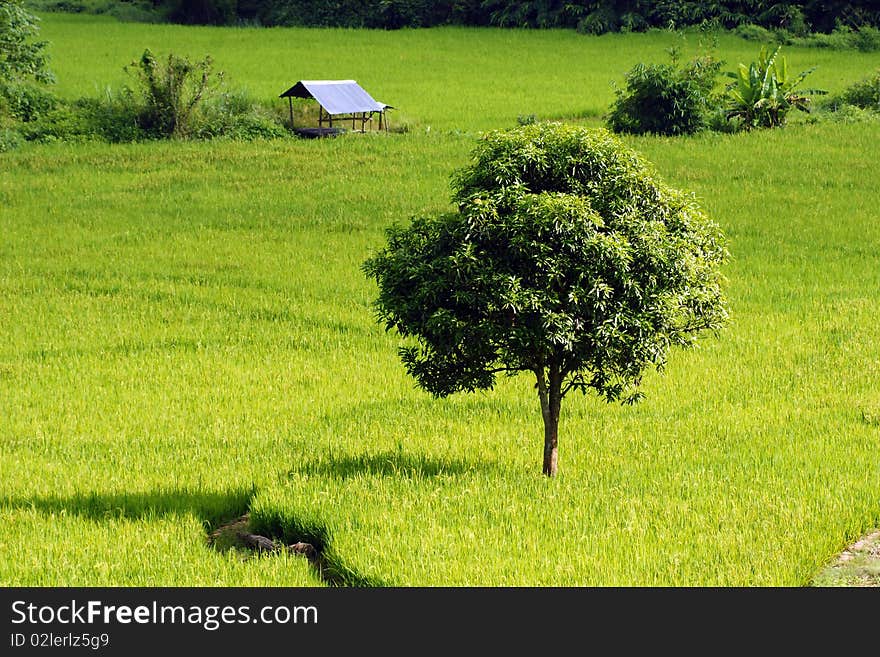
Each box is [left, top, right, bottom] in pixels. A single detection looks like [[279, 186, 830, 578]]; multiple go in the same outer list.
[[127, 48, 219, 138], [27, 1, 880, 33], [2, 16, 288, 149], [826, 68, 880, 111], [723, 45, 826, 129], [608, 44, 832, 135], [0, 0, 55, 121], [363, 123, 728, 476], [607, 54, 723, 135]]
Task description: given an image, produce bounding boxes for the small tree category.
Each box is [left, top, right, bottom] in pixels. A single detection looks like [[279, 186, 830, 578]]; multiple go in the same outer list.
[[126, 48, 221, 138], [0, 0, 56, 121], [363, 123, 728, 477]]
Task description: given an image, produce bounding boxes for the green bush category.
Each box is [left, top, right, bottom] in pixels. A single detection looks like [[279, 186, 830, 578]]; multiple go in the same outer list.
[[11, 47, 290, 146], [848, 26, 880, 52], [1, 0, 56, 121], [192, 90, 288, 140], [1, 82, 57, 122], [0, 127, 24, 152], [822, 104, 880, 124], [840, 70, 880, 110], [19, 100, 95, 143], [125, 49, 220, 139], [108, 2, 169, 23], [781, 24, 880, 51], [734, 23, 777, 43], [758, 3, 809, 37], [824, 69, 880, 112], [606, 55, 722, 136], [22, 1, 111, 13], [85, 93, 148, 142], [22, 87, 287, 145], [21, 93, 145, 143], [576, 7, 618, 35], [25, 0, 168, 21], [705, 105, 741, 133]]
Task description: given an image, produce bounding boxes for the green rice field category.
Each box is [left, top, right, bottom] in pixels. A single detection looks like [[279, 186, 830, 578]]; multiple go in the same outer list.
[[1, 13, 878, 586]]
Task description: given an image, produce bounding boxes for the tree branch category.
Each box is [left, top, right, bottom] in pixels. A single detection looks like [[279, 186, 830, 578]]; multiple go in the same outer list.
[[488, 366, 523, 375]]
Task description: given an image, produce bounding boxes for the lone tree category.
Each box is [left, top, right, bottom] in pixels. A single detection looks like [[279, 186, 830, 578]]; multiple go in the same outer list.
[[363, 123, 728, 477]]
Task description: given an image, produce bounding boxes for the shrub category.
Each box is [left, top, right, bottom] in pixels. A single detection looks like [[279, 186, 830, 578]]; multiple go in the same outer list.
[[25, 1, 167, 21], [82, 91, 149, 142], [780, 24, 880, 51], [108, 2, 169, 23], [19, 100, 95, 143], [0, 0, 56, 121], [125, 49, 221, 139], [823, 69, 880, 112], [0, 81, 57, 123], [20, 92, 146, 143], [839, 69, 880, 110], [0, 127, 24, 152], [705, 105, 742, 133], [16, 50, 290, 145], [619, 11, 648, 33], [22, 1, 111, 13], [576, 7, 618, 35], [734, 23, 777, 43], [822, 104, 880, 124], [606, 55, 722, 136], [848, 25, 880, 52], [192, 90, 288, 140], [758, 3, 809, 37], [22, 86, 288, 144]]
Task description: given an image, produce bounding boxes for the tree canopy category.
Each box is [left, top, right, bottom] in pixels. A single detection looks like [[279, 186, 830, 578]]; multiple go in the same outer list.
[[149, 1, 880, 33], [363, 123, 729, 476]]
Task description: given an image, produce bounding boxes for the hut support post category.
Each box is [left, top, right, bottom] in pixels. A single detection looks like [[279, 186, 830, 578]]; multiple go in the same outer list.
[[288, 97, 294, 128]]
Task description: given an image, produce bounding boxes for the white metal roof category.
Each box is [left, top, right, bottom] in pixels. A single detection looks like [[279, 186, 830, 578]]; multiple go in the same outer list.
[[279, 80, 386, 115]]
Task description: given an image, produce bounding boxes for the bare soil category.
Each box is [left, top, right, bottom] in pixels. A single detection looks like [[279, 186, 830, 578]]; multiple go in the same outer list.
[[811, 529, 880, 587]]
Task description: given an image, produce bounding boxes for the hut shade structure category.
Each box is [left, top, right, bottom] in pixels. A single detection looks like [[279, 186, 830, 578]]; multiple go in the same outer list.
[[280, 80, 393, 134]]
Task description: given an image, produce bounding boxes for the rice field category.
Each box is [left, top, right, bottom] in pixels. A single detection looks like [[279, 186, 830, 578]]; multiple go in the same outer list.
[[0, 13, 878, 586]]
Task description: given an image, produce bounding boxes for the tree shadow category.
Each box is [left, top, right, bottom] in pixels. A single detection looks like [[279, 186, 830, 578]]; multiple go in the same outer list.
[[292, 449, 498, 480], [2, 484, 383, 588], [1, 486, 255, 531]]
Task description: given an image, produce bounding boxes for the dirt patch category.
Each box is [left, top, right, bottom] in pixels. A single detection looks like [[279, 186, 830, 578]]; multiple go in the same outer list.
[[209, 513, 318, 560], [811, 529, 880, 587], [208, 513, 361, 585]]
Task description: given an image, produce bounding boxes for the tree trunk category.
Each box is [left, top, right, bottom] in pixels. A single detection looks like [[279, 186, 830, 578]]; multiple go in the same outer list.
[[535, 365, 562, 477]]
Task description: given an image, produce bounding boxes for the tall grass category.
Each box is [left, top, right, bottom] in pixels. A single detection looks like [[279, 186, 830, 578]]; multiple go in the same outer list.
[[1, 15, 878, 586]]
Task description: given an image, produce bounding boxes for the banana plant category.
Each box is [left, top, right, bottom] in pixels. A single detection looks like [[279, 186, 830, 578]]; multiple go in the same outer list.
[[724, 45, 827, 129]]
